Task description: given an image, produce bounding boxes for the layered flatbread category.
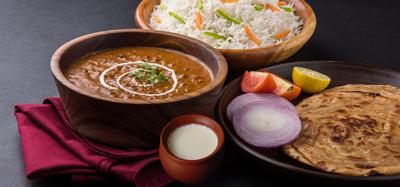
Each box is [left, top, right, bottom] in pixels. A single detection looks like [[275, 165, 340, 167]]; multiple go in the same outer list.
[[284, 84, 400, 176]]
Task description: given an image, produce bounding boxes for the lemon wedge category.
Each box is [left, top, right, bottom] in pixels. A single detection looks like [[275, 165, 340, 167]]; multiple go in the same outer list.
[[292, 67, 331, 93]]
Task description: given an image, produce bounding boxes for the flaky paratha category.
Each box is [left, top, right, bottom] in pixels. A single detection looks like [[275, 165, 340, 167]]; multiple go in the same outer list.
[[284, 84, 400, 176]]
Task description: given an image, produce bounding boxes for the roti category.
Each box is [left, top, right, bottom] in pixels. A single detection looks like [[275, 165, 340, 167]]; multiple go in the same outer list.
[[283, 84, 400, 176]]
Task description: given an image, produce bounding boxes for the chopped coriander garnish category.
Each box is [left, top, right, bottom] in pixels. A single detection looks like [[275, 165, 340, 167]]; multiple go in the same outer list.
[[130, 69, 146, 80], [130, 63, 168, 84]]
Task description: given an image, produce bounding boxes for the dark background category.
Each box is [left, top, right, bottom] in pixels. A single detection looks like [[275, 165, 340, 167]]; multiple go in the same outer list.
[[1, 0, 399, 186]]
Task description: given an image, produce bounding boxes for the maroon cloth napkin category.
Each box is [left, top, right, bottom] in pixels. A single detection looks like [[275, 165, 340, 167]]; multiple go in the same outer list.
[[14, 98, 173, 187]]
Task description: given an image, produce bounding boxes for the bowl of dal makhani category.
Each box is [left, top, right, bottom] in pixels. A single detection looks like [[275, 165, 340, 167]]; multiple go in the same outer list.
[[50, 29, 228, 148], [135, 0, 316, 71]]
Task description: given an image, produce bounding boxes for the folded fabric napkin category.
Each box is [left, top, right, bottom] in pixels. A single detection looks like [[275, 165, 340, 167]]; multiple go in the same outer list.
[[14, 98, 173, 187]]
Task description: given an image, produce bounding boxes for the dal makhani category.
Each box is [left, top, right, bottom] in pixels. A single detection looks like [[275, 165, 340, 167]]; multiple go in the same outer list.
[[65, 47, 213, 100]]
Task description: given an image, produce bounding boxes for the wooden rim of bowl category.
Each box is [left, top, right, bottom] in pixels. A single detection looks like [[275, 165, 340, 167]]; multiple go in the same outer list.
[[135, 0, 317, 54], [51, 29, 228, 105]]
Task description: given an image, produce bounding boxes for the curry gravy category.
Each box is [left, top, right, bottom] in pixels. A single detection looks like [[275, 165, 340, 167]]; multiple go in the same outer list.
[[65, 47, 213, 100]]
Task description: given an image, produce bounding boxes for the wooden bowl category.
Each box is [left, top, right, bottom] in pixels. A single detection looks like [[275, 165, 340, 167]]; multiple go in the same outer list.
[[159, 114, 225, 184], [216, 61, 400, 183], [135, 0, 316, 72], [50, 29, 228, 149]]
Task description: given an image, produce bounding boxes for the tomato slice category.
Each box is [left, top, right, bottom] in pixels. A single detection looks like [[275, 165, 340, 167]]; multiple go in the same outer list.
[[241, 71, 277, 93], [270, 74, 301, 101]]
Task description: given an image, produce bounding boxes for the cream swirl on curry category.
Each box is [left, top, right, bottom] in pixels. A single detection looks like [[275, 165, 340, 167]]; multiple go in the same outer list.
[[99, 61, 178, 97]]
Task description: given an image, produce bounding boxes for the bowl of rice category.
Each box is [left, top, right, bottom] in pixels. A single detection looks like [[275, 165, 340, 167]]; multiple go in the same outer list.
[[135, 0, 316, 72]]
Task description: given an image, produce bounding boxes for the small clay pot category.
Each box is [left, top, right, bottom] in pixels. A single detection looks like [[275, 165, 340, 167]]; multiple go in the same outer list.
[[159, 114, 225, 184]]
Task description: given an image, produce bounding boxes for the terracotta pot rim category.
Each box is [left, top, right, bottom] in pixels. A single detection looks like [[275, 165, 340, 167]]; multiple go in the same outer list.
[[50, 29, 228, 105], [160, 114, 225, 164]]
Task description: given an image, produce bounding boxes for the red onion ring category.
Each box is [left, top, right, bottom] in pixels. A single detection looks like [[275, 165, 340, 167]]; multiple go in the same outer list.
[[227, 93, 301, 148], [227, 93, 297, 121]]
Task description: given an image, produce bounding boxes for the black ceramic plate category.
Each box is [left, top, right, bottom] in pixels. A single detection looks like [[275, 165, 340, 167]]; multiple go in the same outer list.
[[217, 61, 400, 182]]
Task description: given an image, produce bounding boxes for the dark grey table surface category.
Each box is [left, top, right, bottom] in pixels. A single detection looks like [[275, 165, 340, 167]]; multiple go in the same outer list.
[[1, 0, 399, 186]]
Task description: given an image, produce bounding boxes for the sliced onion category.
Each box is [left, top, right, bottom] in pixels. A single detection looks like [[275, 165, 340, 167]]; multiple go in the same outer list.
[[227, 93, 296, 121], [227, 93, 301, 148]]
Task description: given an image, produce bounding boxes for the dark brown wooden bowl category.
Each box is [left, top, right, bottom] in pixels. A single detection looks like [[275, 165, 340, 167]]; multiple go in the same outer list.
[[135, 0, 316, 72], [51, 29, 228, 149], [217, 61, 400, 182]]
